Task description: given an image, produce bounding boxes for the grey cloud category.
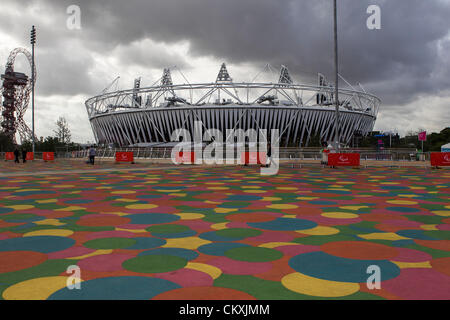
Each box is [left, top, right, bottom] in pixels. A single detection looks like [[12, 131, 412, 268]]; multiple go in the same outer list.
[[114, 41, 191, 71], [23, 0, 450, 106], [1, 0, 450, 142]]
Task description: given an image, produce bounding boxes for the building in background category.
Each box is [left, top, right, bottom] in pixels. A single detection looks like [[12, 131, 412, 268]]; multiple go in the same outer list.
[[85, 64, 380, 148]]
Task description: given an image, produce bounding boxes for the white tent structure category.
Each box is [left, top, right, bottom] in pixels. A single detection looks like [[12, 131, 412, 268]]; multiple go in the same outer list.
[[441, 143, 450, 152]]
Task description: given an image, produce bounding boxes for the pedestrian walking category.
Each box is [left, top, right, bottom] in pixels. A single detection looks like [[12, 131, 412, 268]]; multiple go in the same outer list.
[[13, 148, 20, 164], [22, 149, 27, 163], [265, 141, 272, 168], [89, 146, 96, 165]]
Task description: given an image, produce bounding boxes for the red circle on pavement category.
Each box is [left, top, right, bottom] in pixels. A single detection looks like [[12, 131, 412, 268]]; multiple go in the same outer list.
[[77, 215, 131, 227], [321, 241, 399, 260], [0, 251, 47, 273]]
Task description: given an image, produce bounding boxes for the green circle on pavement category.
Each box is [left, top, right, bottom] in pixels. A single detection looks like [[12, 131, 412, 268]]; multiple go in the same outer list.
[[83, 237, 136, 249], [122, 255, 187, 273]]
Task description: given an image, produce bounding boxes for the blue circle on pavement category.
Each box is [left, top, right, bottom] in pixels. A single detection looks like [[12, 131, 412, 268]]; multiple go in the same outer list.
[[248, 218, 317, 231], [288, 251, 400, 283], [198, 242, 250, 256], [48, 276, 180, 300], [0, 236, 75, 253], [127, 213, 179, 225]]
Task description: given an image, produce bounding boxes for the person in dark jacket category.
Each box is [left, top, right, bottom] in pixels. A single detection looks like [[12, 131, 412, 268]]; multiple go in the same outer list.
[[22, 149, 27, 163], [265, 141, 272, 167], [89, 146, 96, 165], [13, 148, 20, 163]]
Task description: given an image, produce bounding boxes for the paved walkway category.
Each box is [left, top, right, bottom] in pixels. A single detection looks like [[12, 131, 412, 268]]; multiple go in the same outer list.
[[0, 166, 185, 177], [0, 165, 449, 300]]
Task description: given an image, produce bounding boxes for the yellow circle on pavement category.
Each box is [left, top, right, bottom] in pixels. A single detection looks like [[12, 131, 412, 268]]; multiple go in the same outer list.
[[267, 204, 298, 210], [282, 272, 359, 297], [125, 204, 158, 210], [298, 226, 340, 236], [23, 229, 74, 237], [321, 212, 359, 219], [386, 200, 418, 205], [3, 277, 74, 300]]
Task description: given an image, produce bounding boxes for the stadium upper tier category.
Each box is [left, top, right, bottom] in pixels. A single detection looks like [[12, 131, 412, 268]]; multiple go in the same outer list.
[[85, 64, 380, 147]]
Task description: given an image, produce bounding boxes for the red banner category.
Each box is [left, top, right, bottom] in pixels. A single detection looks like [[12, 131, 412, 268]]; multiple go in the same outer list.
[[5, 152, 14, 161], [116, 152, 134, 163], [5, 152, 15, 161], [176, 151, 195, 164], [43, 152, 55, 161], [241, 152, 267, 165], [328, 153, 360, 167], [26, 152, 34, 161], [430, 152, 450, 167]]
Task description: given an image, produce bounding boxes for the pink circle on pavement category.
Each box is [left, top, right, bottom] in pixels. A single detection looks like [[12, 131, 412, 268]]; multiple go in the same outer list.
[[437, 224, 450, 231], [391, 248, 432, 262], [85, 231, 136, 240], [117, 224, 153, 230], [156, 269, 214, 287], [48, 246, 95, 259], [226, 222, 250, 228], [178, 220, 213, 231], [382, 268, 450, 300]]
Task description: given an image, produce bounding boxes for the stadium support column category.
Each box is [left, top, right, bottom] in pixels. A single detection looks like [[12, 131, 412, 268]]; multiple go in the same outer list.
[[333, 0, 340, 151], [31, 26, 36, 152]]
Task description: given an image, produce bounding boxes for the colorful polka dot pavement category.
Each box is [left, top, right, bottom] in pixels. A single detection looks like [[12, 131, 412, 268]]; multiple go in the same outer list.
[[0, 163, 449, 300]]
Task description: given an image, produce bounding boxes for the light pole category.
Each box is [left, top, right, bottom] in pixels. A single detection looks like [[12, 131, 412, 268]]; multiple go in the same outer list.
[[30, 26, 36, 153], [333, 0, 340, 151]]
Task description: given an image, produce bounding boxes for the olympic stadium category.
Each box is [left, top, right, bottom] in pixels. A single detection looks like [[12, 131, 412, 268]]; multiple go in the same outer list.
[[85, 64, 380, 148]]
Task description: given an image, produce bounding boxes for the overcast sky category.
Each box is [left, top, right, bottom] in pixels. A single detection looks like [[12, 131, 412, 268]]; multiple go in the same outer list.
[[1, 0, 449, 143]]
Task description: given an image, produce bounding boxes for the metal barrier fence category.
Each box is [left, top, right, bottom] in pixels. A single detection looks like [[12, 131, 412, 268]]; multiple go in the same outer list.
[[49, 148, 430, 162], [68, 148, 174, 160], [0, 149, 430, 162]]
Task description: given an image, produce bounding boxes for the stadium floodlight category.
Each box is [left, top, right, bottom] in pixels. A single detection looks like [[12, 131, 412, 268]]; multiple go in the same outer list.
[[30, 25, 36, 152], [30, 26, 36, 44]]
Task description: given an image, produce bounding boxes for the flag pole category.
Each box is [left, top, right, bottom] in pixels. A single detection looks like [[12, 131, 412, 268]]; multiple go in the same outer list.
[[333, 0, 340, 151]]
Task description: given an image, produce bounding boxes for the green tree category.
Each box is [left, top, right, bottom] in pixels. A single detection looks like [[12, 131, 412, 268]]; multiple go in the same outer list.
[[22, 136, 65, 152], [53, 117, 72, 144], [425, 127, 450, 151], [358, 127, 450, 151], [0, 132, 15, 152]]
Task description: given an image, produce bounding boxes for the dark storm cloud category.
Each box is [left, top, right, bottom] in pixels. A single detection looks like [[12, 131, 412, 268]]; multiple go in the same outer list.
[[114, 41, 191, 70], [0, 0, 192, 95], [0, 1, 100, 96], [2, 0, 450, 106]]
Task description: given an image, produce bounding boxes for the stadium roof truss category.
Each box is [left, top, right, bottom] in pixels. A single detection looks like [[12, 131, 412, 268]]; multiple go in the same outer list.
[[86, 64, 381, 147]]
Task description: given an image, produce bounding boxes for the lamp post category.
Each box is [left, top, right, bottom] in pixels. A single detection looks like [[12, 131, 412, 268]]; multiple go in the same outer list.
[[333, 0, 340, 151], [30, 26, 36, 153]]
